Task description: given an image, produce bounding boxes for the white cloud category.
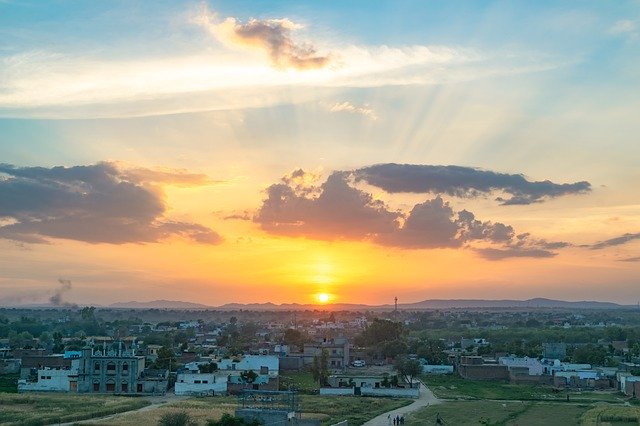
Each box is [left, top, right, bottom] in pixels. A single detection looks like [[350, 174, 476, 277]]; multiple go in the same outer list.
[[0, 7, 561, 118], [329, 101, 377, 120]]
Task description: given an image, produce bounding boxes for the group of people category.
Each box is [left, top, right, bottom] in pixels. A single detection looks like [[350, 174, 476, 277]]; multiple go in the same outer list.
[[387, 414, 405, 425]]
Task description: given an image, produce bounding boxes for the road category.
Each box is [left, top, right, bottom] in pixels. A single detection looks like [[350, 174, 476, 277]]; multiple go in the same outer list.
[[361, 381, 441, 426]]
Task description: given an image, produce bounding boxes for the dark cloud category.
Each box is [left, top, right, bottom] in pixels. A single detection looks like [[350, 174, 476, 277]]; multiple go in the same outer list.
[[620, 256, 640, 262], [0, 162, 223, 245], [255, 172, 400, 240], [255, 169, 566, 259], [475, 247, 557, 261], [354, 164, 591, 205], [590, 232, 640, 250]]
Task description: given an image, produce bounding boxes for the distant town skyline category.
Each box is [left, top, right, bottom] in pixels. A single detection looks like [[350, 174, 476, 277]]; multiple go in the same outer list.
[[0, 1, 638, 306]]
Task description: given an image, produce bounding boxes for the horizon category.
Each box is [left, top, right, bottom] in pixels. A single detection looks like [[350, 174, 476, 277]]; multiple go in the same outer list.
[[1, 1, 639, 307]]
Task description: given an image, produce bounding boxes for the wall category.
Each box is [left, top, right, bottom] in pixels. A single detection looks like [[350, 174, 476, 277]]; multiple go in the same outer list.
[[458, 364, 509, 380], [362, 387, 420, 398], [320, 388, 354, 396]]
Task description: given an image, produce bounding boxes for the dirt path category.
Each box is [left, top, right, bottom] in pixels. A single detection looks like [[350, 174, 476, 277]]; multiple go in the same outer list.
[[362, 381, 441, 426]]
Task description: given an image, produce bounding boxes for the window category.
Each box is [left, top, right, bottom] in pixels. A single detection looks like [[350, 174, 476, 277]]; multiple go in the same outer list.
[[106, 382, 115, 392], [121, 383, 128, 392], [107, 362, 116, 373], [41, 376, 46, 380], [94, 362, 100, 371], [202, 380, 208, 384], [122, 363, 128, 371], [93, 382, 100, 392], [194, 380, 201, 384]]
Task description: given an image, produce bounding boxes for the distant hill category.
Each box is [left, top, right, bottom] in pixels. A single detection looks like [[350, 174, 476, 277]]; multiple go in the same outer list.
[[397, 297, 623, 310], [109, 300, 212, 309], [104, 297, 626, 311]]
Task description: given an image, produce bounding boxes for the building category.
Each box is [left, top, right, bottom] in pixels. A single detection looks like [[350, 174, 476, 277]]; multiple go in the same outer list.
[[175, 371, 228, 396], [302, 337, 350, 370]]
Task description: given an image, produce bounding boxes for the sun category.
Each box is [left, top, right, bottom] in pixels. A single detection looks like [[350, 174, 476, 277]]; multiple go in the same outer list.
[[317, 293, 330, 304]]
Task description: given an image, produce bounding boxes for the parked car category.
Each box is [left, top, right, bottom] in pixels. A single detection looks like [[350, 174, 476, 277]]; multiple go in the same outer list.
[[352, 360, 366, 367]]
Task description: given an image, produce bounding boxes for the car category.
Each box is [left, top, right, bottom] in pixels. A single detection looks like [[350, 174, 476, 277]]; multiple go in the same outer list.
[[352, 360, 366, 367]]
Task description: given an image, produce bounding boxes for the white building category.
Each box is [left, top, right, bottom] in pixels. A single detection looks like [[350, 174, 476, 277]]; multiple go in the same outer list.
[[18, 364, 78, 392], [175, 372, 228, 396], [217, 355, 279, 375]]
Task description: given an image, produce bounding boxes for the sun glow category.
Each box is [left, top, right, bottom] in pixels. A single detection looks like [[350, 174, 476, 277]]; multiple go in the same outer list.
[[317, 293, 330, 304]]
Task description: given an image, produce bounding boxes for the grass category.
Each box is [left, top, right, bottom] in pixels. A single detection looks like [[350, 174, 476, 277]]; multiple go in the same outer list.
[[0, 374, 19, 393], [298, 395, 412, 425], [0, 392, 150, 425], [422, 374, 625, 403], [406, 400, 591, 426], [87, 397, 238, 425], [83, 394, 411, 426], [581, 405, 640, 425], [279, 371, 320, 394]]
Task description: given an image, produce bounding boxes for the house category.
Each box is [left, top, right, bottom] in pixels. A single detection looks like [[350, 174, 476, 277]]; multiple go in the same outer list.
[[175, 371, 227, 396], [302, 337, 350, 370], [18, 365, 78, 392], [218, 355, 280, 394]]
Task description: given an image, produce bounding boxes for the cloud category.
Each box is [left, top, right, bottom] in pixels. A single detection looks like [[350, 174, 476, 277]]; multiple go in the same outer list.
[[254, 171, 400, 240], [610, 20, 639, 40], [354, 164, 591, 205], [590, 232, 640, 250], [0, 162, 223, 245], [0, 7, 560, 118], [195, 6, 331, 70], [475, 247, 557, 261], [255, 168, 567, 259], [329, 102, 377, 120], [620, 256, 640, 262]]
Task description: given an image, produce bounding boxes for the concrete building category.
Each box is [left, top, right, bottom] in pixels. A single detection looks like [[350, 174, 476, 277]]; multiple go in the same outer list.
[[175, 372, 228, 396]]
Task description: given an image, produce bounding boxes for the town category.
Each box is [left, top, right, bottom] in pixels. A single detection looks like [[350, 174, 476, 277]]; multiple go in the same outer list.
[[2, 304, 640, 424]]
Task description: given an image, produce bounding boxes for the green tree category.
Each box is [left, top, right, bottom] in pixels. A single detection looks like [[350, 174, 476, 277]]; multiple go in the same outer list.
[[394, 356, 422, 388], [154, 345, 177, 371], [311, 348, 330, 387], [283, 328, 306, 351], [240, 369, 258, 385]]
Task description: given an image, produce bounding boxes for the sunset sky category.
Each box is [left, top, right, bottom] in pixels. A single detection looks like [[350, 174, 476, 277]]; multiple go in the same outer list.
[[1, 0, 639, 306]]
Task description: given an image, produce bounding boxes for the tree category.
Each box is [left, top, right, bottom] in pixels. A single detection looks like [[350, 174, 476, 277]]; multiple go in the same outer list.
[[240, 370, 258, 385], [311, 348, 330, 387], [154, 345, 177, 371], [198, 362, 218, 373], [394, 356, 422, 388], [283, 328, 306, 351]]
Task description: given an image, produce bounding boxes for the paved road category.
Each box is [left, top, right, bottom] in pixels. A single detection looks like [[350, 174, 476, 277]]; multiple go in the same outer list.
[[362, 382, 441, 426]]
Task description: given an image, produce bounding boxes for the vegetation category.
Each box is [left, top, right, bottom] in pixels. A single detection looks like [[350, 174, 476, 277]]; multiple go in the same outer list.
[[421, 374, 625, 403], [0, 373, 19, 393], [310, 348, 330, 387], [0, 393, 149, 424], [394, 356, 422, 387], [279, 371, 320, 394], [158, 411, 197, 426], [298, 395, 412, 425], [207, 413, 262, 425], [407, 400, 590, 425]]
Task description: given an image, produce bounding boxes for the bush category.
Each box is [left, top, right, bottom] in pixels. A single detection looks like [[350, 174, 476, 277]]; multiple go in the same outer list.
[[207, 413, 262, 426], [158, 411, 196, 426]]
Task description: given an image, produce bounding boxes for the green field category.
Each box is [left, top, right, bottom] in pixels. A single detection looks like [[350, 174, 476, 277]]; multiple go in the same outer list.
[[406, 400, 591, 426], [0, 374, 18, 393], [580, 405, 640, 425], [0, 393, 150, 425], [299, 394, 412, 425], [279, 371, 320, 394], [422, 374, 625, 403]]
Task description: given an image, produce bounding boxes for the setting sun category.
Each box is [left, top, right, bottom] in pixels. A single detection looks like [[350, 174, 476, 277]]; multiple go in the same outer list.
[[317, 293, 330, 304]]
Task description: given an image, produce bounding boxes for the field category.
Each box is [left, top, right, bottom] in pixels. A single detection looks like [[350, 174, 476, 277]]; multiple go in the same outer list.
[[580, 405, 640, 425], [0, 393, 150, 425], [279, 371, 320, 394], [422, 374, 626, 403], [88, 394, 412, 426], [406, 400, 591, 426], [0, 374, 18, 393]]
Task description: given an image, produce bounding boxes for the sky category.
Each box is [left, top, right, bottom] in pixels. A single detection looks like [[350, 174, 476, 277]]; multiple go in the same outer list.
[[0, 0, 639, 306]]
